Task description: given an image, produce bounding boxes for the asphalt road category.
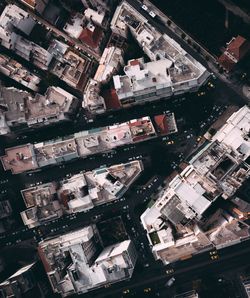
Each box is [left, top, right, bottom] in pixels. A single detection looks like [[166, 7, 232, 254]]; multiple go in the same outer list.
[[0, 1, 249, 297], [79, 238, 250, 298]]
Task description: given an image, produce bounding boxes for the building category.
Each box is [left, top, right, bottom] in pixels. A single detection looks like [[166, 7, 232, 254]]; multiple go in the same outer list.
[[19, 0, 49, 14], [20, 182, 63, 229], [14, 35, 53, 70], [110, 1, 209, 107], [113, 53, 208, 107], [79, 22, 104, 53], [242, 278, 250, 297], [0, 85, 79, 135], [20, 161, 143, 227], [141, 106, 250, 264], [1, 115, 160, 174], [38, 225, 137, 296], [0, 5, 53, 70], [230, 197, 250, 220], [82, 79, 106, 114], [0, 262, 45, 298], [81, 0, 114, 12], [0, 4, 36, 49], [63, 12, 104, 53], [63, 13, 86, 39], [111, 1, 146, 38], [94, 47, 124, 84], [218, 35, 250, 72], [0, 54, 41, 92], [153, 113, 178, 135], [48, 40, 92, 91], [84, 8, 106, 27], [0, 5, 92, 82], [83, 46, 124, 114], [58, 160, 143, 213]]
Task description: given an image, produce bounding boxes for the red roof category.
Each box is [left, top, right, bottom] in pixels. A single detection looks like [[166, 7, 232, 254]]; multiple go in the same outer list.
[[227, 35, 249, 61], [38, 246, 52, 273], [154, 115, 169, 135], [129, 59, 140, 66], [218, 35, 250, 71], [59, 190, 70, 209], [218, 54, 236, 72], [79, 26, 103, 49], [102, 88, 121, 110]]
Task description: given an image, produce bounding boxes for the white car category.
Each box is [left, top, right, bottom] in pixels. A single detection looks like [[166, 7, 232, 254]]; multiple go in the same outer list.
[[149, 11, 156, 18], [142, 5, 148, 11], [165, 277, 175, 287]]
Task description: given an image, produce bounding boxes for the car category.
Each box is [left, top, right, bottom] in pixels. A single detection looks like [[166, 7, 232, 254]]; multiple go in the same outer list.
[[104, 283, 111, 288], [207, 81, 215, 88], [144, 288, 151, 293], [166, 268, 174, 275], [211, 73, 216, 80], [211, 255, 219, 260], [144, 263, 149, 267], [141, 5, 148, 11], [123, 289, 130, 294], [149, 11, 156, 18], [209, 250, 217, 255], [165, 277, 175, 287]]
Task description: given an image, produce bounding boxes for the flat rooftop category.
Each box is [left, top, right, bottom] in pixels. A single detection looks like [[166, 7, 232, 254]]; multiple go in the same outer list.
[[1, 144, 37, 174], [114, 58, 172, 97], [34, 138, 78, 167], [1, 115, 158, 173]]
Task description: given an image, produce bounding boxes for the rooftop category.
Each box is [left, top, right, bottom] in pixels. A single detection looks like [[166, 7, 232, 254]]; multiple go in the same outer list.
[[1, 115, 162, 173], [218, 35, 250, 71], [38, 226, 137, 296], [48, 40, 90, 90], [141, 106, 250, 264], [1, 144, 37, 174], [0, 5, 35, 43], [0, 86, 77, 134], [84, 8, 105, 26], [20, 161, 143, 227], [94, 46, 123, 84], [0, 54, 41, 91], [111, 1, 209, 102], [0, 6, 53, 70], [79, 23, 103, 50], [63, 13, 85, 39], [153, 113, 178, 135], [19, 0, 48, 13]]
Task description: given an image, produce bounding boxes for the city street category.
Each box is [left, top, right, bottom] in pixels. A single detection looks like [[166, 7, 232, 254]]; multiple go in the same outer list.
[[0, 1, 250, 297]]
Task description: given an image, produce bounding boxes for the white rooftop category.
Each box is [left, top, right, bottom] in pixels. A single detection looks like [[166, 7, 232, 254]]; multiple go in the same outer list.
[[114, 58, 172, 96], [39, 226, 137, 296]]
